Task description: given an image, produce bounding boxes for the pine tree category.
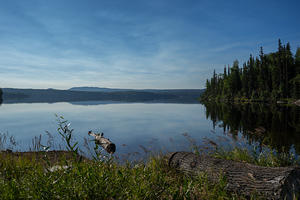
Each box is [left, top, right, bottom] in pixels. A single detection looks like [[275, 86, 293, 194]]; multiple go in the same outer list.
[[242, 63, 249, 97], [248, 54, 256, 96], [295, 48, 300, 74], [230, 60, 241, 96], [224, 66, 227, 78], [277, 39, 286, 98], [285, 43, 295, 97], [291, 48, 300, 99]]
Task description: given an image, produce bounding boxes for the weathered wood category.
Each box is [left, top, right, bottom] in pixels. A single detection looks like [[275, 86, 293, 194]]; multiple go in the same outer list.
[[88, 131, 116, 154], [294, 99, 300, 106], [168, 152, 300, 199]]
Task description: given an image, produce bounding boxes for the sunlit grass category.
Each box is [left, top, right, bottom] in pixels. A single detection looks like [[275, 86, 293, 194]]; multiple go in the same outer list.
[[0, 152, 248, 199], [0, 117, 299, 199], [212, 146, 299, 167]]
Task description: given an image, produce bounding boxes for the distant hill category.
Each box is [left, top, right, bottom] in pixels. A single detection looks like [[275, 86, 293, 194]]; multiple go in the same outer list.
[[69, 87, 205, 103], [2, 87, 205, 104], [69, 87, 132, 92], [69, 86, 204, 94]]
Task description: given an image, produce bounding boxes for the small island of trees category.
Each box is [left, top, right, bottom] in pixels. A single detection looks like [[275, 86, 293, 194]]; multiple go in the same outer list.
[[201, 40, 300, 102]]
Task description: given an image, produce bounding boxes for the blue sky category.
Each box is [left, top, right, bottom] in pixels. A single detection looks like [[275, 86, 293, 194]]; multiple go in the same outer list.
[[0, 0, 299, 89]]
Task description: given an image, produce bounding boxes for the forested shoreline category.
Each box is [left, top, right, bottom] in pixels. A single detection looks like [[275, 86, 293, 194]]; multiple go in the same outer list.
[[201, 40, 300, 103]]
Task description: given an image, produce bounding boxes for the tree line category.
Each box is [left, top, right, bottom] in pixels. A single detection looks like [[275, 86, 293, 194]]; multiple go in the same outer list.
[[201, 40, 300, 102]]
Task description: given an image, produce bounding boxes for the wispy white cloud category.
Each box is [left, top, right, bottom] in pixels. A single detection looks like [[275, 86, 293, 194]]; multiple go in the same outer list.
[[208, 42, 243, 53]]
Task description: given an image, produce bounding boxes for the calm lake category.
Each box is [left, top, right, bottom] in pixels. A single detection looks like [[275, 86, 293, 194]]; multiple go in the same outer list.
[[0, 101, 299, 160]]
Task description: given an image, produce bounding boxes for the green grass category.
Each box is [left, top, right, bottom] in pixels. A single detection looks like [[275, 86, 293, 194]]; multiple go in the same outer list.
[[0, 152, 248, 200], [0, 116, 299, 199], [2, 148, 297, 199], [212, 146, 299, 167]]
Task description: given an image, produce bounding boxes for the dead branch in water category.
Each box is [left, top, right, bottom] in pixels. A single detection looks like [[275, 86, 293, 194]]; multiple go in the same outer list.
[[88, 131, 116, 154]]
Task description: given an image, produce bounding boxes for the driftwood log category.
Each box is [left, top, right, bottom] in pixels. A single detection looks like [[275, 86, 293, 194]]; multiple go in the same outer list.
[[88, 131, 116, 154], [294, 99, 300, 106], [168, 152, 300, 199]]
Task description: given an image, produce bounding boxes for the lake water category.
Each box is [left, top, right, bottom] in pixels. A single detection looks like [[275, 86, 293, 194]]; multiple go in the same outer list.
[[0, 102, 223, 159], [0, 102, 299, 160], [204, 102, 300, 155]]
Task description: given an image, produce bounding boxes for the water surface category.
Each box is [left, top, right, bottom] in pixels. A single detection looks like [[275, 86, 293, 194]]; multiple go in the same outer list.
[[1, 101, 299, 159], [204, 102, 300, 154], [0, 102, 220, 159]]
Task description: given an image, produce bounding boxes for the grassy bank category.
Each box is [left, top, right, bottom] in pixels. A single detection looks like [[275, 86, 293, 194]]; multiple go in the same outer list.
[[0, 117, 299, 199], [1, 146, 299, 199], [0, 151, 237, 200]]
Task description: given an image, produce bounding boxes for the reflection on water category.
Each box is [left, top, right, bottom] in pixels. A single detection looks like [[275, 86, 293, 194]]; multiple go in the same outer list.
[[2, 101, 298, 159], [0, 102, 215, 159], [204, 102, 300, 154]]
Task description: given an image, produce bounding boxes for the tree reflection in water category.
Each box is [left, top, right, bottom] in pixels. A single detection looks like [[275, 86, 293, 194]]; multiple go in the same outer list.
[[204, 102, 300, 154]]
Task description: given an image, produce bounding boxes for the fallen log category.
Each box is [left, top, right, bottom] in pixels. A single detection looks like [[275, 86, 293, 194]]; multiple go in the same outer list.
[[168, 152, 300, 199], [88, 131, 116, 154], [294, 99, 300, 106]]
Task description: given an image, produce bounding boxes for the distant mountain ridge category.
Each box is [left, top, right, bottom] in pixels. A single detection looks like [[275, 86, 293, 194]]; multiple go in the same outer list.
[[69, 87, 133, 92], [69, 86, 203, 93], [2, 87, 205, 104]]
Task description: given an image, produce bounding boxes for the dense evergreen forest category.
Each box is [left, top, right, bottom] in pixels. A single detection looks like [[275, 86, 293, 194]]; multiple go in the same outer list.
[[201, 40, 300, 102]]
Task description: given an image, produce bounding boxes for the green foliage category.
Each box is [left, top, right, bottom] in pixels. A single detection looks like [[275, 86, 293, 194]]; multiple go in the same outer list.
[[56, 115, 79, 154], [0, 150, 248, 199], [1, 117, 286, 199], [1, 147, 277, 199], [213, 146, 299, 167], [201, 40, 300, 102], [0, 116, 298, 199]]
